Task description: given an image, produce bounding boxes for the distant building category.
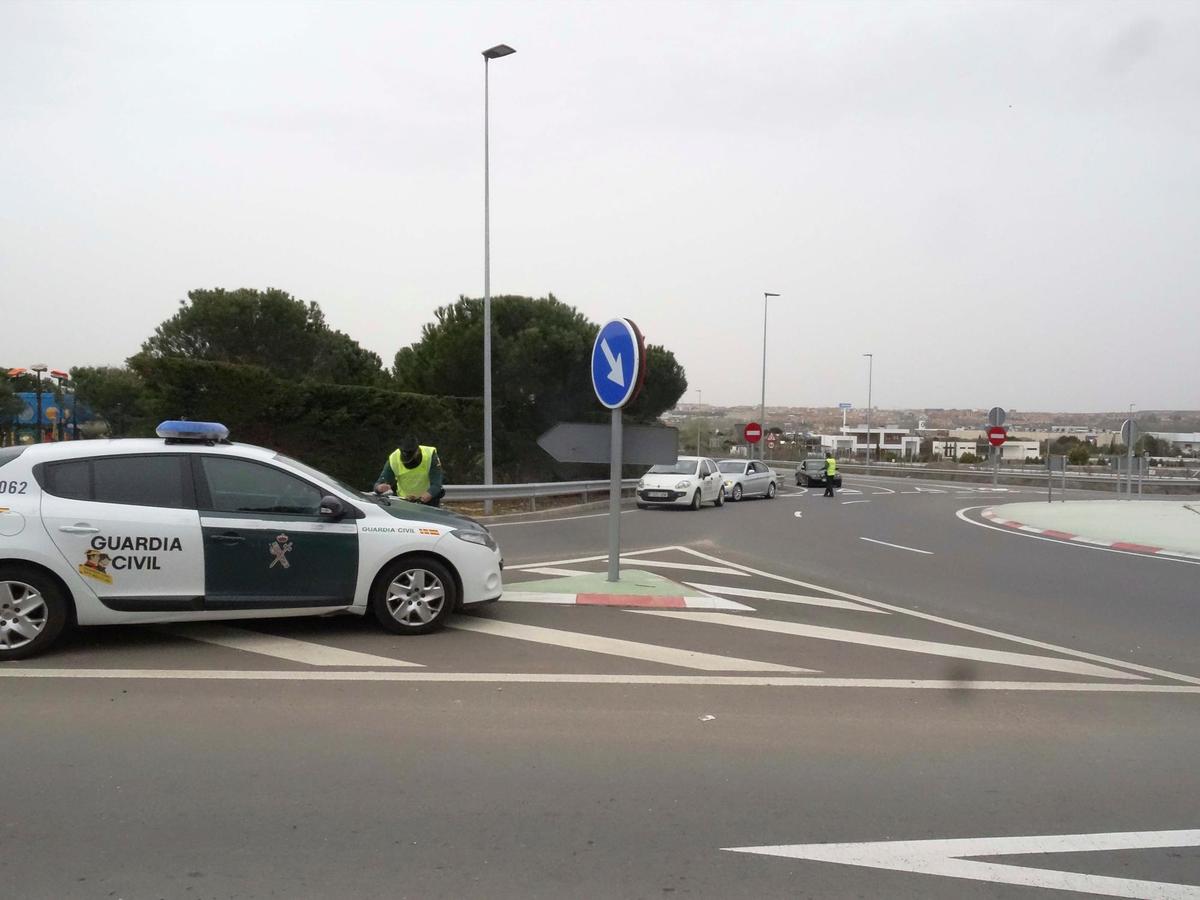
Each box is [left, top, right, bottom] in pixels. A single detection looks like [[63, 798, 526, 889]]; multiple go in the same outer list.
[[932, 439, 978, 460], [835, 425, 921, 458], [1149, 432, 1200, 453]]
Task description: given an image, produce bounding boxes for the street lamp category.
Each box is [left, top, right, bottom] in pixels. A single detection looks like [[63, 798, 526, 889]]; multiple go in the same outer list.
[[696, 389, 703, 455], [482, 42, 516, 508], [759, 292, 780, 459], [862, 353, 873, 471]]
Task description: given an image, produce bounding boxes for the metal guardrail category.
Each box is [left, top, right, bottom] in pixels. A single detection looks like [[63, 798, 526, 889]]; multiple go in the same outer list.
[[443, 479, 640, 504]]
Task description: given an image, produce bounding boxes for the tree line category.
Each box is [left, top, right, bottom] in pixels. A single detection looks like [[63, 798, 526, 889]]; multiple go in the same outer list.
[[6, 288, 688, 485]]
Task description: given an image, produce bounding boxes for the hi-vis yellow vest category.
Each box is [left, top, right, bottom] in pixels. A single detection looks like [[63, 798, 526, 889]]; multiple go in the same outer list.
[[389, 446, 435, 496], [825, 457, 837, 476]]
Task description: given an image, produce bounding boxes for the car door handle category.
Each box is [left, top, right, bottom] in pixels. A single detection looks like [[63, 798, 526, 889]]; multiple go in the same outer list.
[[209, 532, 245, 545], [59, 524, 100, 534]]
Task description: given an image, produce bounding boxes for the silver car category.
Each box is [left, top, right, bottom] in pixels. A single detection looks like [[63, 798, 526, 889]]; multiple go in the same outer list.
[[717, 459, 778, 501]]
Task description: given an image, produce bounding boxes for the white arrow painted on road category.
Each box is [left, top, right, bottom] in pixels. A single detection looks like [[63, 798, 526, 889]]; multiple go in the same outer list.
[[725, 829, 1200, 898], [600, 338, 624, 386]]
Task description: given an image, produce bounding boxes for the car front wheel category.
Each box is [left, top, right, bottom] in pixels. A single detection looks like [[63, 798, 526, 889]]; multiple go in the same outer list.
[[714, 487, 725, 507], [689, 490, 702, 511], [767, 481, 777, 499], [372, 556, 458, 635], [0, 566, 70, 661], [732, 484, 743, 501]]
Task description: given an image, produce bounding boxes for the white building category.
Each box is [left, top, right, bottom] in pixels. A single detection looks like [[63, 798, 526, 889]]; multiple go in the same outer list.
[[836, 425, 921, 459], [932, 439, 979, 460], [1149, 432, 1200, 453]]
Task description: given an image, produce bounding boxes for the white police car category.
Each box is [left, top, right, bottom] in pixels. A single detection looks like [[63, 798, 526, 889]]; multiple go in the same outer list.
[[0, 421, 503, 660]]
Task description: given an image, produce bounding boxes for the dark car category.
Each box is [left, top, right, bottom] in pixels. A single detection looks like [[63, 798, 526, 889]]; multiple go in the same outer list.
[[796, 457, 843, 488]]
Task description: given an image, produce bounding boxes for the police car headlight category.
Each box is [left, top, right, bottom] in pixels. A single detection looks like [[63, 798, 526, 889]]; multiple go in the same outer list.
[[453, 529, 498, 552]]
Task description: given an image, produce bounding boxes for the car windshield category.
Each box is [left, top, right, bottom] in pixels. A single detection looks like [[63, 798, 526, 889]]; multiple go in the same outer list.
[[274, 453, 373, 499], [648, 460, 698, 476], [718, 461, 745, 473]]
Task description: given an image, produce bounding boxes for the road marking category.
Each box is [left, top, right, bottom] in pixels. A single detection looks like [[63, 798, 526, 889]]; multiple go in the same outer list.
[[449, 617, 809, 672], [839, 489, 862, 495], [900, 490, 922, 494], [518, 567, 592, 577], [616, 558, 750, 576], [859, 537, 933, 555], [507, 546, 690, 570], [957, 506, 1200, 570], [793, 511, 803, 518], [842, 500, 870, 505], [4, 669, 1200, 690], [630, 611, 1145, 680], [151, 624, 422, 668], [682, 582, 885, 614], [488, 509, 638, 528], [725, 830, 1200, 899], [501, 590, 754, 611]]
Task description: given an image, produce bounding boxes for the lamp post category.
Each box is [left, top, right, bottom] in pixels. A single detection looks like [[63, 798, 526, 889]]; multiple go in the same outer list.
[[862, 353, 873, 471], [482, 42, 515, 510], [695, 389, 703, 455], [759, 292, 780, 459]]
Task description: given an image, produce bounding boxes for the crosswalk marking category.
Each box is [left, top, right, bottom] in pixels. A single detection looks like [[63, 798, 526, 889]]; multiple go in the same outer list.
[[628, 612, 1145, 680], [152, 624, 422, 668], [450, 617, 811, 673], [501, 591, 754, 611], [518, 567, 592, 577], [619, 558, 750, 577], [682, 582, 886, 614]]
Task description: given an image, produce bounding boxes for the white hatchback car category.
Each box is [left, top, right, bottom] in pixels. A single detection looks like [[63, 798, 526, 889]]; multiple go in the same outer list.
[[636, 456, 725, 510], [0, 421, 504, 660]]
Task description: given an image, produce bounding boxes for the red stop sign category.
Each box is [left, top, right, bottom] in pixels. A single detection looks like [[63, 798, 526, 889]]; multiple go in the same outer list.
[[987, 426, 1007, 447], [743, 422, 762, 444]]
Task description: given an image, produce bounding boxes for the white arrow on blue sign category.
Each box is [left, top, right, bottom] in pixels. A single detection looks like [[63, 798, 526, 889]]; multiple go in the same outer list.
[[591, 318, 644, 409]]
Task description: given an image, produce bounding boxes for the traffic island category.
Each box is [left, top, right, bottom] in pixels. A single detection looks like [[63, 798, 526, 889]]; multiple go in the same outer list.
[[981, 501, 1200, 560], [502, 568, 754, 610]]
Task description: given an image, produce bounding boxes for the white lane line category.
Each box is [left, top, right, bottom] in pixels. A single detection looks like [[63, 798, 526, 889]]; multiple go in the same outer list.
[[449, 618, 809, 673], [683, 582, 886, 614], [860, 537, 933, 555], [671, 544, 1200, 687], [842, 500, 871, 505], [151, 624, 422, 668], [900, 490, 922, 494], [725, 830, 1200, 898], [620, 558, 750, 576], [4, 669, 1200, 691], [629, 611, 1145, 680], [507, 546, 683, 570], [517, 567, 592, 577], [839, 489, 863, 495]]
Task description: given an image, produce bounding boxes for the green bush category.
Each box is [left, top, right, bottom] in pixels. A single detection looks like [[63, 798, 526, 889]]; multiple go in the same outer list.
[[959, 452, 980, 464], [134, 357, 482, 489], [1067, 445, 1091, 466]]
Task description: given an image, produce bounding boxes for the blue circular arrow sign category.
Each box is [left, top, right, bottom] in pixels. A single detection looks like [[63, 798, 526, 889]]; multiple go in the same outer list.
[[591, 318, 644, 409]]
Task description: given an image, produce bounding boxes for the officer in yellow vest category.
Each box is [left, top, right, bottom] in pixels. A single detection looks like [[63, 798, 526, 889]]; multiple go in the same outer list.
[[374, 436, 446, 506], [823, 450, 838, 497]]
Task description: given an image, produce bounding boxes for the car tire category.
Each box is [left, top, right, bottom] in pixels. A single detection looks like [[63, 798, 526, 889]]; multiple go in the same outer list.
[[767, 481, 777, 499], [0, 565, 70, 662], [731, 484, 743, 501], [689, 490, 702, 511], [714, 487, 725, 507], [371, 555, 458, 635]]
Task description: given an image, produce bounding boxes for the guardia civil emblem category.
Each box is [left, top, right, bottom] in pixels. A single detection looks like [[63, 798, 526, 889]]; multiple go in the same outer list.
[[269, 534, 294, 569]]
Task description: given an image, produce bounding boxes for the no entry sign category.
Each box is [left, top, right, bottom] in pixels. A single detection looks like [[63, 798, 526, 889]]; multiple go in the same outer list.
[[987, 426, 1007, 447], [744, 422, 763, 444]]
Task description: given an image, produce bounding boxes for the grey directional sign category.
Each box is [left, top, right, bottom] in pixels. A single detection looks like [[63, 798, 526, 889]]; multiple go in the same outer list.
[[1121, 418, 1138, 446], [538, 423, 678, 466], [987, 406, 1006, 427]]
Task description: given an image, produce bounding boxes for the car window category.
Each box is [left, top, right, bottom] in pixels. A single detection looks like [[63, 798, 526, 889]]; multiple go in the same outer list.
[[200, 456, 322, 516], [749, 462, 762, 474], [93, 456, 188, 508], [649, 460, 699, 476], [705, 460, 717, 476], [717, 461, 744, 474], [0, 446, 27, 469], [41, 460, 91, 500]]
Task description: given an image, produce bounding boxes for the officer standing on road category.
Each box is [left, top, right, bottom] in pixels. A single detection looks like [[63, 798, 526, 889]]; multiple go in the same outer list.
[[823, 450, 838, 498], [374, 436, 446, 506]]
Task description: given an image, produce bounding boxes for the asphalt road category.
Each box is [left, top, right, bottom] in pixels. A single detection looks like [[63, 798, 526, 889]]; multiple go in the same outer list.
[[5, 474, 1199, 899]]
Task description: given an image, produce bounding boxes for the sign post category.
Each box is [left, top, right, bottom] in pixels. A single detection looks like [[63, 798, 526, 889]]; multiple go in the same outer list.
[[743, 422, 762, 448], [1121, 417, 1138, 500], [592, 318, 647, 582], [987, 407, 1006, 487]]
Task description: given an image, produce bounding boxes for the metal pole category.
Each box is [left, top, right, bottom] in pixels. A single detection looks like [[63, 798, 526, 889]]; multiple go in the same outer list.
[[696, 389, 702, 455], [992, 444, 998, 486], [1047, 456, 1052, 503], [1138, 455, 1144, 497], [1126, 409, 1135, 500], [608, 409, 622, 583], [759, 296, 768, 460], [482, 56, 494, 513], [34, 374, 43, 443], [864, 354, 873, 472]]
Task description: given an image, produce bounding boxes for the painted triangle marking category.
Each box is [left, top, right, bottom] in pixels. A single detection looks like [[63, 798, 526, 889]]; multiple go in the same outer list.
[[152, 624, 422, 668], [725, 829, 1200, 898], [682, 582, 886, 614], [619, 558, 750, 577], [629, 611, 1144, 680]]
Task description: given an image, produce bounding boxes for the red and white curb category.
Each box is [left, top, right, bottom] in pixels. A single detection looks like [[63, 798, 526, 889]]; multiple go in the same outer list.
[[980, 509, 1200, 561], [501, 591, 754, 611]]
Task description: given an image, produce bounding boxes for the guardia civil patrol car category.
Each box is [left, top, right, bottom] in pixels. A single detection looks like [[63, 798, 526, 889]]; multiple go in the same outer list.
[[0, 422, 503, 660]]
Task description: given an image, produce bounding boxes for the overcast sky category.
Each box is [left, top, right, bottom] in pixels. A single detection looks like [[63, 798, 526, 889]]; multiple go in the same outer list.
[[2, 0, 1197, 412]]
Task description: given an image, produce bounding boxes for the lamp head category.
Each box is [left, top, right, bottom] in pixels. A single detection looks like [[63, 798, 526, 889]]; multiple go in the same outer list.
[[483, 44, 516, 59]]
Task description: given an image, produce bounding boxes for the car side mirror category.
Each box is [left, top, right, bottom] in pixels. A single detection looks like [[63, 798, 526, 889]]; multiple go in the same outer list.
[[319, 495, 346, 520]]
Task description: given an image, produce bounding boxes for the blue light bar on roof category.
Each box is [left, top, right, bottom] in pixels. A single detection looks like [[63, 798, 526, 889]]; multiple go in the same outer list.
[[156, 420, 230, 442]]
